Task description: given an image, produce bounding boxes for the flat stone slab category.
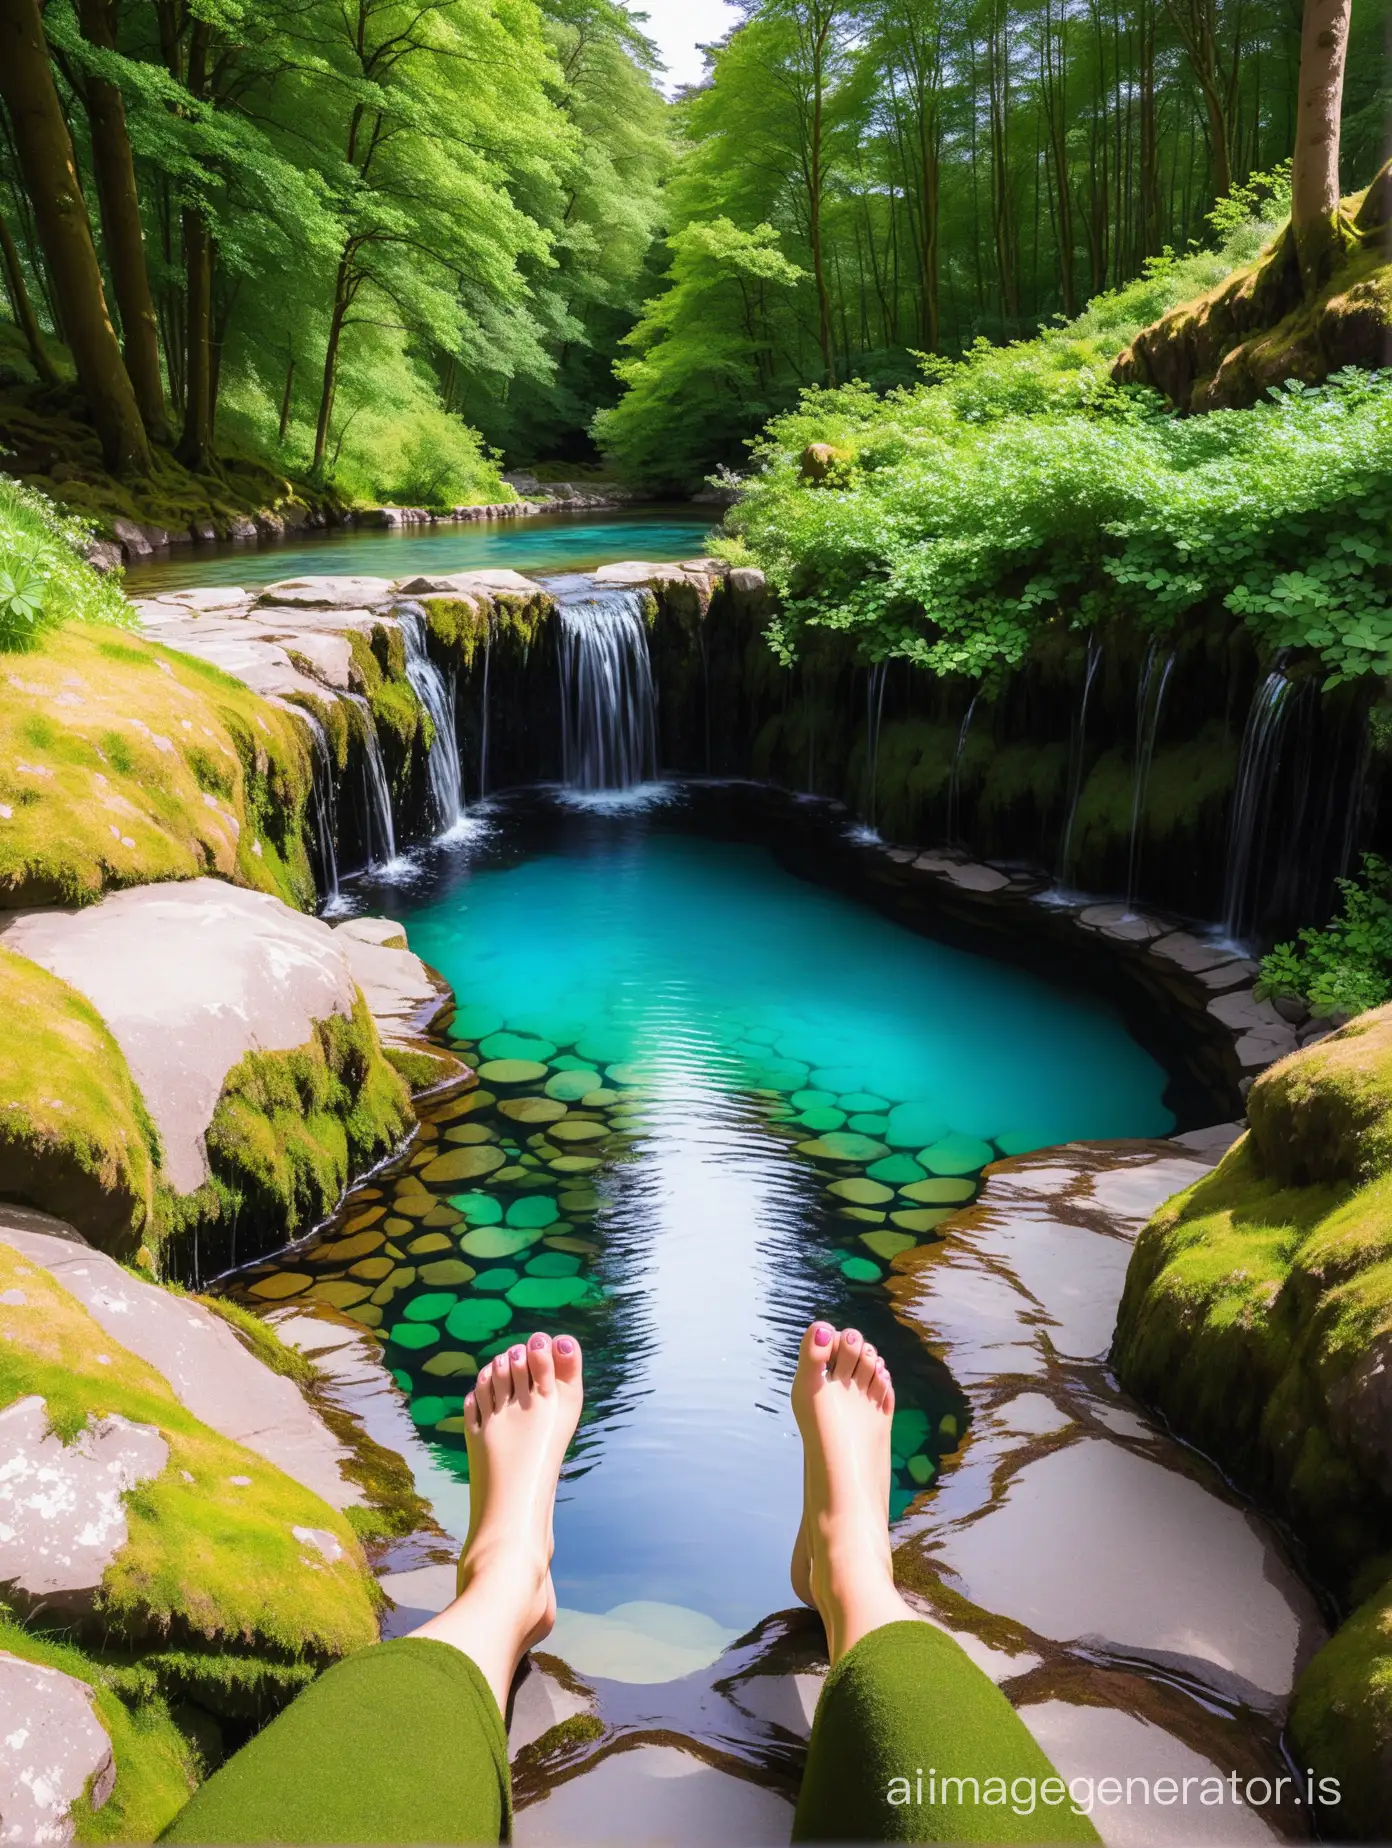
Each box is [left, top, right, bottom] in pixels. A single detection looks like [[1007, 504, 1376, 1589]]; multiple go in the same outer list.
[[257, 575, 395, 607], [0, 1219, 361, 1510], [422, 569, 545, 599], [944, 862, 1010, 892], [0, 881, 359, 1192], [1207, 990, 1287, 1032], [0, 1652, 115, 1842], [593, 560, 700, 589], [0, 1395, 167, 1609], [332, 918, 443, 1046]]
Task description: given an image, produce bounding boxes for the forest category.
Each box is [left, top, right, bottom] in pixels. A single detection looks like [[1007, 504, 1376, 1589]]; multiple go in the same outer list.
[[0, 0, 1386, 506]]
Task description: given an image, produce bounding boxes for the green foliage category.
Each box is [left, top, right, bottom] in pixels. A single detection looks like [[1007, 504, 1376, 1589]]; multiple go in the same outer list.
[[0, 476, 129, 645], [1258, 856, 1392, 1017]]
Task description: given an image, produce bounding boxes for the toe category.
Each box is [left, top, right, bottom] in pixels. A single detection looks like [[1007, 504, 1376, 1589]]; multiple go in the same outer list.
[[852, 1341, 879, 1392], [508, 1342, 532, 1408], [552, 1333, 583, 1389], [831, 1327, 863, 1383], [475, 1361, 495, 1420], [869, 1363, 892, 1409], [464, 1390, 481, 1435], [528, 1332, 556, 1396], [797, 1322, 836, 1378]]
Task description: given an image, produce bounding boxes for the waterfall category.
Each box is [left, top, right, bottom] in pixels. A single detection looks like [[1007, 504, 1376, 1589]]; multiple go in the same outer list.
[[865, 661, 889, 827], [479, 626, 492, 797], [298, 710, 340, 901], [343, 692, 398, 868], [1221, 657, 1295, 941], [1125, 641, 1176, 910], [398, 603, 464, 833], [946, 692, 979, 844], [556, 586, 658, 790], [1055, 636, 1102, 887]]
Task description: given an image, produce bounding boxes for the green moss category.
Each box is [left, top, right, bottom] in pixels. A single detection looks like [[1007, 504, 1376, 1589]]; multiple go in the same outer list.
[[193, 1294, 316, 1389], [185, 995, 412, 1250], [0, 1619, 198, 1843], [0, 1245, 379, 1660], [370, 677, 429, 756], [384, 1043, 464, 1092], [423, 596, 490, 668], [1113, 1006, 1392, 1832], [0, 622, 316, 911], [0, 946, 159, 1254]]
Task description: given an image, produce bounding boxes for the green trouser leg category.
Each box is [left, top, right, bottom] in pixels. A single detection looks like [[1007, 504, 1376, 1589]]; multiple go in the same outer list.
[[793, 1621, 1101, 1844], [160, 1639, 510, 1846]]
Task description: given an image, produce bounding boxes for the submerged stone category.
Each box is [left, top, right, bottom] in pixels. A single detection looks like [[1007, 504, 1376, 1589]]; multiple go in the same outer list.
[[549, 1119, 608, 1143], [891, 1208, 951, 1233], [444, 1298, 513, 1342], [546, 1069, 601, 1102], [839, 1092, 890, 1113], [798, 1106, 847, 1132], [552, 1054, 601, 1073], [480, 1032, 557, 1062], [407, 1233, 452, 1255], [866, 1155, 926, 1185], [423, 1146, 506, 1183], [409, 1395, 464, 1427], [248, 1272, 311, 1300], [473, 1267, 520, 1294], [885, 1103, 950, 1150], [434, 1089, 496, 1121], [906, 1453, 936, 1486], [459, 1225, 539, 1260], [860, 1230, 917, 1261], [450, 1192, 503, 1225], [847, 1114, 891, 1135], [550, 1155, 601, 1174], [811, 1067, 865, 1094], [829, 1177, 894, 1205], [507, 1195, 560, 1229], [422, 1350, 477, 1378], [919, 1134, 995, 1176], [899, 1178, 975, 1204], [840, 1256, 882, 1282], [478, 1059, 549, 1086], [402, 1292, 457, 1323], [791, 1090, 837, 1111], [606, 1062, 648, 1087], [451, 1006, 503, 1041], [419, 1259, 477, 1286], [797, 1132, 889, 1163], [500, 1096, 568, 1125], [546, 1236, 599, 1256], [309, 1279, 371, 1309], [527, 1252, 582, 1277], [315, 1230, 384, 1262], [507, 1276, 589, 1310], [443, 1123, 495, 1145], [388, 1322, 439, 1350]]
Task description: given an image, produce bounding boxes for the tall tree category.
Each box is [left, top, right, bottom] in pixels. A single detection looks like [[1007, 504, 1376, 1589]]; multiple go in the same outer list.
[[0, 0, 149, 471], [1291, 0, 1352, 291]]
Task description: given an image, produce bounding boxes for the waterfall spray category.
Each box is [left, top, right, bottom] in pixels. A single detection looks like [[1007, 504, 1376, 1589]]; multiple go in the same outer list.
[[1125, 642, 1175, 911], [344, 692, 398, 868], [298, 710, 340, 901], [1221, 657, 1295, 941], [398, 603, 464, 833], [1056, 636, 1102, 888], [946, 692, 980, 844], [556, 586, 658, 790]]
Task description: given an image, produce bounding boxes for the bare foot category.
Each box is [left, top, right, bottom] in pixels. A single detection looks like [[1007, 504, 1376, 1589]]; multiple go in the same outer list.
[[790, 1321, 919, 1664], [409, 1332, 583, 1710]]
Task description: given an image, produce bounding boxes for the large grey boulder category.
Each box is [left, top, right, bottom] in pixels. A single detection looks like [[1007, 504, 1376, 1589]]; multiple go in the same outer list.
[[332, 917, 445, 1049], [0, 1213, 361, 1510], [257, 576, 394, 608], [0, 882, 360, 1193], [0, 1653, 115, 1842], [0, 1395, 167, 1613]]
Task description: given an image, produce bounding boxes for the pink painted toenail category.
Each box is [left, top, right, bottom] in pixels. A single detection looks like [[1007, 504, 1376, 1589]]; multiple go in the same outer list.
[[813, 1324, 832, 1347], [845, 1331, 860, 1347], [511, 1346, 526, 1363], [556, 1336, 576, 1356], [529, 1333, 548, 1350]]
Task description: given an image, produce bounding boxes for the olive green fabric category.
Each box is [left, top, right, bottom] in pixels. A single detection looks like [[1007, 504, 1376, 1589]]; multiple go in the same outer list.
[[793, 1621, 1101, 1843], [160, 1639, 510, 1845]]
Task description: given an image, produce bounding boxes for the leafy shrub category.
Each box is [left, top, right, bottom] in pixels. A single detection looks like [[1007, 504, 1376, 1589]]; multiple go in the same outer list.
[[1257, 855, 1392, 1017], [0, 475, 131, 649]]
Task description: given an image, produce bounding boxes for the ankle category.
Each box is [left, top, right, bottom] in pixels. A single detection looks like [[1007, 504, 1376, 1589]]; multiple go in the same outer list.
[[458, 1532, 550, 1602]]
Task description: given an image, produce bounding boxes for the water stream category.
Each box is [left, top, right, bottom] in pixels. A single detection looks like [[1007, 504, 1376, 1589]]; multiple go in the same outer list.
[[1055, 637, 1102, 888], [343, 692, 399, 870], [1222, 657, 1295, 943], [864, 662, 889, 828], [399, 602, 465, 833], [946, 692, 980, 844], [1125, 643, 1175, 910], [554, 583, 658, 791]]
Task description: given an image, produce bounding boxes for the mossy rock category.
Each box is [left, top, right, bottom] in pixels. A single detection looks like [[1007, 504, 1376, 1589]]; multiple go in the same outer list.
[[0, 622, 317, 912], [0, 945, 158, 1255], [797, 1132, 889, 1163]]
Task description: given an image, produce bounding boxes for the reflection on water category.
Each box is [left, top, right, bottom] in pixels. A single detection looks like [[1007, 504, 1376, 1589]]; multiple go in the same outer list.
[[231, 793, 1173, 1634], [123, 508, 715, 594]]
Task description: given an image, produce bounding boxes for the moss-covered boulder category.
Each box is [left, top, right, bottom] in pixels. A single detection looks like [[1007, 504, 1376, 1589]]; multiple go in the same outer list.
[[0, 946, 159, 1253], [1113, 166, 1392, 411], [0, 621, 316, 910], [1112, 1004, 1392, 1833]]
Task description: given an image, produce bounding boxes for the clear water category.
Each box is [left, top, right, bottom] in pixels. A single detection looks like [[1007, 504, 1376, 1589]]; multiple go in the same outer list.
[[236, 795, 1174, 1639], [123, 508, 716, 594]]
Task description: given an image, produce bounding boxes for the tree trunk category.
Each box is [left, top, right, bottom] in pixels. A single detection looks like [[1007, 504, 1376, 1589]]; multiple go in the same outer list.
[[176, 206, 213, 470], [278, 341, 295, 444], [312, 266, 351, 475], [808, 18, 836, 386], [0, 0, 149, 472], [75, 0, 168, 441], [1291, 0, 1351, 294], [0, 204, 57, 382]]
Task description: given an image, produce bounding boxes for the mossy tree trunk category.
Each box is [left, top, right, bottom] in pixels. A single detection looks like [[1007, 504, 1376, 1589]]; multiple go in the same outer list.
[[0, 0, 150, 474], [75, 0, 170, 444], [1291, 0, 1352, 297], [0, 203, 57, 384]]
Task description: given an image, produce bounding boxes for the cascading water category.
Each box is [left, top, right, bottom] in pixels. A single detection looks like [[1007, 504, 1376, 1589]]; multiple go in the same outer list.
[[946, 692, 980, 844], [1055, 637, 1102, 888], [1125, 643, 1175, 910], [343, 692, 398, 869], [1221, 656, 1295, 942], [398, 602, 464, 833], [864, 662, 889, 828], [298, 710, 340, 901], [479, 627, 492, 798], [556, 585, 658, 790]]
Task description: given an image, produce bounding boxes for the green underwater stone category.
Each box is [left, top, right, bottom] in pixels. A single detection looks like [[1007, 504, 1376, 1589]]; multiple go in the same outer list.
[[798, 1107, 847, 1133], [889, 1488, 916, 1520], [867, 1155, 926, 1185], [798, 1132, 889, 1163], [884, 1103, 950, 1150], [791, 1089, 837, 1111], [839, 1207, 886, 1224], [444, 1298, 513, 1342], [526, 1252, 582, 1278], [390, 1369, 413, 1392], [480, 1031, 557, 1063], [840, 1256, 882, 1282], [410, 1395, 465, 1427], [848, 1114, 891, 1136], [919, 1134, 995, 1176], [506, 1195, 560, 1229], [839, 1092, 890, 1114], [552, 1054, 600, 1073], [606, 1062, 649, 1087], [994, 1129, 1049, 1156], [830, 1177, 894, 1205], [402, 1292, 457, 1323], [757, 1059, 809, 1091], [939, 1413, 959, 1443], [477, 1059, 549, 1087], [899, 1178, 975, 1205], [460, 1225, 539, 1260], [906, 1453, 937, 1486], [387, 1323, 440, 1350], [473, 1267, 520, 1293], [576, 1032, 630, 1065], [450, 1005, 503, 1042], [860, 1230, 917, 1261], [891, 1208, 951, 1234], [507, 1276, 589, 1310], [810, 1067, 864, 1094], [891, 1409, 930, 1456], [558, 1189, 599, 1213]]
